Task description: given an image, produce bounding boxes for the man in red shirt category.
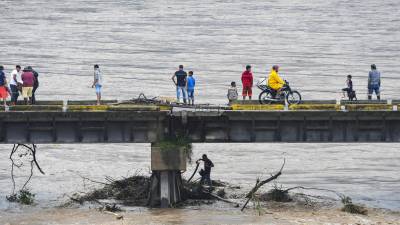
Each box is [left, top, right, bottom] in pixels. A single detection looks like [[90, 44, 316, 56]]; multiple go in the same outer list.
[[241, 65, 253, 100]]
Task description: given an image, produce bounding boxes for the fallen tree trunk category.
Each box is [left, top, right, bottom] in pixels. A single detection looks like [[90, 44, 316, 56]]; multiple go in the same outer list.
[[241, 158, 285, 211]]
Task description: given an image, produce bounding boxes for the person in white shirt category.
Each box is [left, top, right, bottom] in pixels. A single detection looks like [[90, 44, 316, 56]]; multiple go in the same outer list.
[[91, 64, 102, 105], [9, 65, 23, 105]]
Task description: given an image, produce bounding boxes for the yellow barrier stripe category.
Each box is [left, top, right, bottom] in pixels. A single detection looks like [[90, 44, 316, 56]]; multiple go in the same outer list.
[[231, 104, 396, 111], [289, 104, 340, 111], [231, 104, 284, 110], [345, 104, 393, 111]]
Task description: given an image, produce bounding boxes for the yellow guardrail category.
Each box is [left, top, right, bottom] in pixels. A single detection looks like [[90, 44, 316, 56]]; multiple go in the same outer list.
[[345, 104, 393, 111], [231, 104, 284, 110], [0, 104, 172, 112], [0, 103, 397, 112], [289, 104, 340, 111], [231, 103, 399, 111], [67, 105, 110, 111]]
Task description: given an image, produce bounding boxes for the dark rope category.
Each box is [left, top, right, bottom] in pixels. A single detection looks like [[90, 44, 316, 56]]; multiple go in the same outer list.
[[187, 162, 200, 183]]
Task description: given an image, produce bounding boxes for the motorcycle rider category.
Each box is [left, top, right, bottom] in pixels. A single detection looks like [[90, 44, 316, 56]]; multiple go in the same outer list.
[[267, 65, 285, 98]]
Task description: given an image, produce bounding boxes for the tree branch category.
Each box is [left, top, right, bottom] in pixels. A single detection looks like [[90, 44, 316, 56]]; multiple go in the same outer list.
[[241, 158, 285, 211]]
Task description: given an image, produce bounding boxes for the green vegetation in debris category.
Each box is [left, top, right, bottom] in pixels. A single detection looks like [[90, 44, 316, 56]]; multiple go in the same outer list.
[[154, 136, 193, 163], [341, 196, 368, 215], [6, 189, 35, 205]]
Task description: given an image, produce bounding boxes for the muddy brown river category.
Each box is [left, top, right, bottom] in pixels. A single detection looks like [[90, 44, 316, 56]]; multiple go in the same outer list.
[[0, 0, 400, 224]]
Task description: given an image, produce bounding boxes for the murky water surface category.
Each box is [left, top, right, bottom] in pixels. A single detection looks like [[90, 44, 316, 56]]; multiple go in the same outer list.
[[1, 0, 400, 102], [0, 0, 400, 223], [0, 143, 399, 210]]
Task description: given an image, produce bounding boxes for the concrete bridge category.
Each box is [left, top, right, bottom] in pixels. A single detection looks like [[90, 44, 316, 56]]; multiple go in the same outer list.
[[2, 99, 400, 207], [1, 100, 400, 143]]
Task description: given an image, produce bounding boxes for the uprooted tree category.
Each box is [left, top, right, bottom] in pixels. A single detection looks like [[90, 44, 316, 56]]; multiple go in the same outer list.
[[241, 158, 285, 211], [6, 144, 44, 204]]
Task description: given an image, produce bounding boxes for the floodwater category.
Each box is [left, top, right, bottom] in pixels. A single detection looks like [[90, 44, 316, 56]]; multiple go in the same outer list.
[[1, 0, 400, 223], [1, 0, 400, 102], [0, 144, 399, 209]]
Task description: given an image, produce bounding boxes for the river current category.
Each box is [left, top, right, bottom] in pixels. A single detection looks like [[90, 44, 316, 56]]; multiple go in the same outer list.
[[0, 0, 399, 219]]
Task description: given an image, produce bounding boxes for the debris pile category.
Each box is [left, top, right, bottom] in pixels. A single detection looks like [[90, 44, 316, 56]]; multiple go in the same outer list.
[[73, 176, 151, 207]]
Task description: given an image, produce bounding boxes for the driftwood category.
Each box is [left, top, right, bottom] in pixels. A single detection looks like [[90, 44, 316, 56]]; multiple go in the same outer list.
[[241, 158, 285, 211], [205, 191, 240, 207]]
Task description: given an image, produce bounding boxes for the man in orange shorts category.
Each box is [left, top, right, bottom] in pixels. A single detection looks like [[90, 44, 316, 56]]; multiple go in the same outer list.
[[0, 65, 9, 106]]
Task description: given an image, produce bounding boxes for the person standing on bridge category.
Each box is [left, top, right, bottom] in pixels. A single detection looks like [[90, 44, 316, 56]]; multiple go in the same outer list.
[[9, 65, 22, 106], [368, 64, 381, 100], [187, 71, 196, 105], [0, 66, 9, 107], [241, 65, 253, 100], [21, 67, 35, 105], [171, 65, 188, 104], [28, 66, 39, 104], [92, 64, 102, 105]]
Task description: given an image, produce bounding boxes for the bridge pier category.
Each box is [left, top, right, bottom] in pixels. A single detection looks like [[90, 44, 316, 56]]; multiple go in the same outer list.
[[149, 143, 186, 208]]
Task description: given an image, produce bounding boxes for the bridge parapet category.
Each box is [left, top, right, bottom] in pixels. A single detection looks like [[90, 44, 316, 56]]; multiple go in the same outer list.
[[0, 101, 400, 143]]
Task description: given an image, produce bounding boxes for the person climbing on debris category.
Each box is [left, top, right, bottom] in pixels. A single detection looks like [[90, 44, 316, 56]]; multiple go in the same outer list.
[[196, 154, 214, 186]]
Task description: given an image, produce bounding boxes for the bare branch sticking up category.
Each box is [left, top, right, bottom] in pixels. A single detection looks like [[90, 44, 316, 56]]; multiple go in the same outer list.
[[241, 158, 286, 211]]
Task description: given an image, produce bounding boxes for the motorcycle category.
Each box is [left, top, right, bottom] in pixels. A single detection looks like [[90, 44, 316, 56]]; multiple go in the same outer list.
[[257, 78, 301, 105]]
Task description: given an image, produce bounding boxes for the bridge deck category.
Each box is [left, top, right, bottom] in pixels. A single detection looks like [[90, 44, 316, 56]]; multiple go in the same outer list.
[[0, 100, 399, 143]]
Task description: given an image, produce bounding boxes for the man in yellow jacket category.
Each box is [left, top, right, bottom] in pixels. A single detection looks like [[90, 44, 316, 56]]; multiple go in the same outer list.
[[267, 65, 285, 95]]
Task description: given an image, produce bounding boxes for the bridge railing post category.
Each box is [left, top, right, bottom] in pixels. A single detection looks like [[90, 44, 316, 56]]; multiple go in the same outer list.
[[62, 100, 68, 112]]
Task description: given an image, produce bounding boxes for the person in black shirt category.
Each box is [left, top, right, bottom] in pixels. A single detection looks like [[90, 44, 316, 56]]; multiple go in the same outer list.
[[171, 65, 188, 104], [196, 154, 214, 186], [342, 74, 353, 99], [27, 66, 39, 104]]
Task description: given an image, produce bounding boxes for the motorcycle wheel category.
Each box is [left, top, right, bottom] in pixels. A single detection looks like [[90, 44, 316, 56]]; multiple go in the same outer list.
[[286, 91, 301, 105], [259, 90, 274, 104]]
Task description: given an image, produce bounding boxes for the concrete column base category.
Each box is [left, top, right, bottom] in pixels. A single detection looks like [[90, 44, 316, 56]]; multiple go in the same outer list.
[[148, 170, 183, 208]]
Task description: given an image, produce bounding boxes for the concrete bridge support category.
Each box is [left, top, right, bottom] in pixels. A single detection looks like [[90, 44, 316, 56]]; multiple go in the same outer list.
[[149, 143, 186, 208]]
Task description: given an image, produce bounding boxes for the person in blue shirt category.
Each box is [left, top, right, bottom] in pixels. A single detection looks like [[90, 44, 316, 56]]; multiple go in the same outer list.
[[368, 64, 381, 100], [187, 71, 196, 105]]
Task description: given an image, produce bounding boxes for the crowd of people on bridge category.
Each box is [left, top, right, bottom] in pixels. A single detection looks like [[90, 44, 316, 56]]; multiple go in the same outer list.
[[0, 65, 39, 106], [169, 63, 382, 105], [0, 63, 383, 107]]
